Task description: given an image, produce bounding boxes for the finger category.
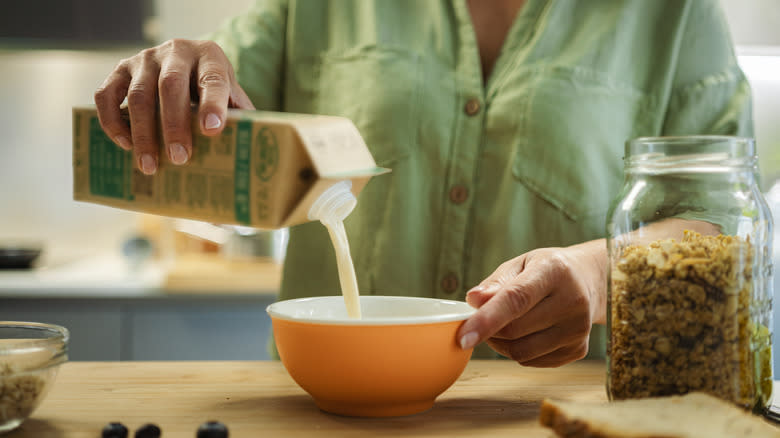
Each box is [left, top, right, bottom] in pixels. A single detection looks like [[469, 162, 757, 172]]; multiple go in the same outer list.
[[158, 56, 195, 165], [195, 43, 232, 136], [467, 258, 527, 295], [229, 82, 255, 110], [488, 325, 591, 366], [457, 268, 549, 350], [465, 288, 497, 308], [516, 342, 590, 368], [487, 325, 570, 363], [94, 61, 133, 150], [491, 286, 591, 340], [490, 296, 557, 340], [492, 309, 592, 353], [127, 52, 161, 175]]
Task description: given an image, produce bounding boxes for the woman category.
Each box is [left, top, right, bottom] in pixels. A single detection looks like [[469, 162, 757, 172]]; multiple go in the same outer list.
[[94, 0, 752, 366]]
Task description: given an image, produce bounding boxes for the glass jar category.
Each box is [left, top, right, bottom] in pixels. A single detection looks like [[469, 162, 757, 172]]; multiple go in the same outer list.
[[606, 136, 774, 413]]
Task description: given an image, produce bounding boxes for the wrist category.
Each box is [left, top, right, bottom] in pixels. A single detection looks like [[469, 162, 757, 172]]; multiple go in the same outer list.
[[568, 239, 608, 325]]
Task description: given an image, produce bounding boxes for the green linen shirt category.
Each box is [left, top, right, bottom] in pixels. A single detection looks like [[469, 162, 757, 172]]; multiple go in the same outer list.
[[208, 0, 753, 358]]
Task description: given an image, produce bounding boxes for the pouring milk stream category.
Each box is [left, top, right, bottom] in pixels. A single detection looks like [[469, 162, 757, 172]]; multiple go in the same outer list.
[[307, 180, 362, 318]]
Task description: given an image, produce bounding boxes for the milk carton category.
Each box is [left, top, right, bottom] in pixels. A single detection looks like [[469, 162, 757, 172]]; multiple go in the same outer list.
[[72, 105, 388, 229]]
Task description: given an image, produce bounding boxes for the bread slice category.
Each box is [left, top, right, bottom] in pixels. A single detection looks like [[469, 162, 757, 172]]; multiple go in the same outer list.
[[539, 392, 780, 438]]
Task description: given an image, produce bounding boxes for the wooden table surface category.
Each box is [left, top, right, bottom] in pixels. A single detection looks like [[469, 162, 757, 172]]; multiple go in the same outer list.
[[8, 360, 608, 438]]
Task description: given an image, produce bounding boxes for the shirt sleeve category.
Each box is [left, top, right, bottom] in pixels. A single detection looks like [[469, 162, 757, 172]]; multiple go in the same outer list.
[[204, 0, 288, 111], [661, 0, 753, 137]]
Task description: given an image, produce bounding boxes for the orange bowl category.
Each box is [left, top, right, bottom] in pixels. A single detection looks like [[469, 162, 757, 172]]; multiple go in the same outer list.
[[267, 296, 475, 417]]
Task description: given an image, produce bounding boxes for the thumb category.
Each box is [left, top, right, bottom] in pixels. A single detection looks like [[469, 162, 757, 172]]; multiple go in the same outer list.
[[457, 271, 547, 350]]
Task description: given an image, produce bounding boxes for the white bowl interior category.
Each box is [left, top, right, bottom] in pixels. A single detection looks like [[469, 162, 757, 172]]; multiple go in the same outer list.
[[266, 296, 475, 325]]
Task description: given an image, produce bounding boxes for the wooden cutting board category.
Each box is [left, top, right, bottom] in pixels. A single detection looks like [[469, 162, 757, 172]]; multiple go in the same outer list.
[[8, 360, 607, 438]]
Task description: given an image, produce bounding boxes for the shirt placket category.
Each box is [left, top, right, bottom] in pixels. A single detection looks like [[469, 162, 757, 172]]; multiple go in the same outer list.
[[435, 0, 486, 299]]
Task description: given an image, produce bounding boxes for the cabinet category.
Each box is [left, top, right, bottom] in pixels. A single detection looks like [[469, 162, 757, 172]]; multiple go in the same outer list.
[[0, 295, 276, 361]]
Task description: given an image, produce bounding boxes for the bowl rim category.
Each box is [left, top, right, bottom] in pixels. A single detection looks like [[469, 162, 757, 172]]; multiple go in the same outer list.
[[0, 321, 70, 369], [266, 295, 476, 325]]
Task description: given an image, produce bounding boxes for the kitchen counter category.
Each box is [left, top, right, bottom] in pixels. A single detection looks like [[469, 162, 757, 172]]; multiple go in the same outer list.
[[0, 252, 281, 297], [8, 360, 607, 438]]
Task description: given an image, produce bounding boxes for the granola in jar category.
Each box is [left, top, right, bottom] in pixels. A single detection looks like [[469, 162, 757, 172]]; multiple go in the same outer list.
[[608, 231, 772, 409]]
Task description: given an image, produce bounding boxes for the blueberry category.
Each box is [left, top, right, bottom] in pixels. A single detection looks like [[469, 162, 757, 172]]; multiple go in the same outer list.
[[134, 423, 161, 438], [102, 422, 128, 438], [196, 420, 229, 438]]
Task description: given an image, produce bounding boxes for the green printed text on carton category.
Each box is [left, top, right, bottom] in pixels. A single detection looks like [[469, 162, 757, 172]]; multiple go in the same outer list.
[[88, 117, 133, 200]]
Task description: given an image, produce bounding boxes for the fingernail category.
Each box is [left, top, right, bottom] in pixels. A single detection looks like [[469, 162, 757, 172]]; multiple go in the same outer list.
[[115, 136, 131, 150], [169, 143, 188, 165], [140, 154, 156, 175], [460, 332, 479, 350], [204, 113, 221, 130]]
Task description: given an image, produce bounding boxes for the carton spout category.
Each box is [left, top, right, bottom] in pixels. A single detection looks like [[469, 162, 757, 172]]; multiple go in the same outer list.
[[307, 180, 357, 223]]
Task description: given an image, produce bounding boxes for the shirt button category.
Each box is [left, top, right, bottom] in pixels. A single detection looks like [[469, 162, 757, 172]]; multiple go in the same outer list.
[[464, 98, 481, 116], [449, 185, 469, 204], [441, 272, 459, 294]]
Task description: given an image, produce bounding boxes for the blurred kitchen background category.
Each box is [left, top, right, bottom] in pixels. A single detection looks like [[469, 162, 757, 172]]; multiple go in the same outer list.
[[0, 1, 779, 364]]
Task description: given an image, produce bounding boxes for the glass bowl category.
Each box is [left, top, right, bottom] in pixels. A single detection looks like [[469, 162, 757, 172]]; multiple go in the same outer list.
[[0, 322, 69, 434]]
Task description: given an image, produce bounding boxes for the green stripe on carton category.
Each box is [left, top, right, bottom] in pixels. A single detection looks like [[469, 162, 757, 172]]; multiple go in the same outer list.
[[89, 117, 133, 200], [234, 120, 252, 224]]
